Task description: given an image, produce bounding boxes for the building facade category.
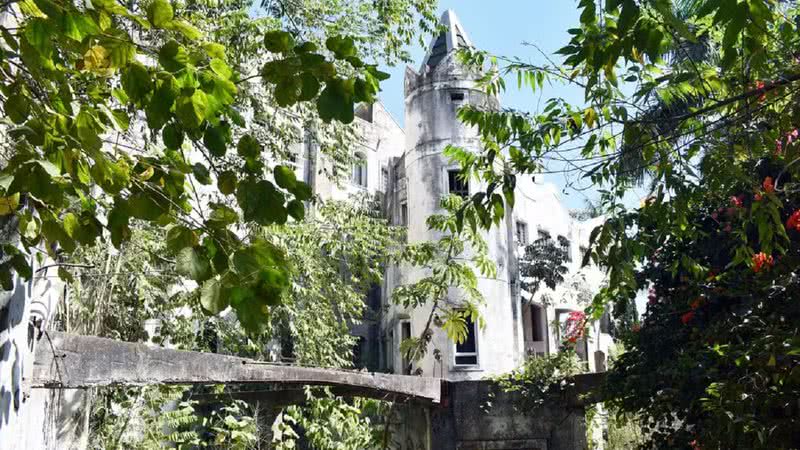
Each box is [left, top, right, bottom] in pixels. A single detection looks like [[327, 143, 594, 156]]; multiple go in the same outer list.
[[302, 10, 613, 380]]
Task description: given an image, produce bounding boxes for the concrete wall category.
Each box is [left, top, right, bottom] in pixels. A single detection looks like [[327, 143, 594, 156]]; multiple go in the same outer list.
[[392, 380, 588, 450]]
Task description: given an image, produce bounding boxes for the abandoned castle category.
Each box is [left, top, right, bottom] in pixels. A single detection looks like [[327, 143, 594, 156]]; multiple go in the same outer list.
[[0, 9, 612, 450], [301, 10, 612, 379]]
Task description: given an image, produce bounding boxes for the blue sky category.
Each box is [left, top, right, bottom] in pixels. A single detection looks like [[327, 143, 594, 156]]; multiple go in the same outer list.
[[377, 0, 604, 210]]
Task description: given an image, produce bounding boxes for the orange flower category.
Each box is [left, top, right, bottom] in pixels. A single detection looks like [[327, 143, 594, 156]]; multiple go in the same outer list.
[[788, 210, 800, 232], [752, 252, 774, 273], [681, 311, 695, 325], [763, 176, 774, 193]]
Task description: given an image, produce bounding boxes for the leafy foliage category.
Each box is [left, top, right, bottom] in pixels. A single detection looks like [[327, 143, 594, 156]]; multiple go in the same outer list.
[[0, 0, 433, 334], [443, 0, 800, 447], [519, 230, 572, 301], [391, 195, 496, 365]]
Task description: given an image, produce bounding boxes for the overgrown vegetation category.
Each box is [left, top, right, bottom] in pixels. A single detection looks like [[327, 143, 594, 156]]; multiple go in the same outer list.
[[447, 0, 800, 448]]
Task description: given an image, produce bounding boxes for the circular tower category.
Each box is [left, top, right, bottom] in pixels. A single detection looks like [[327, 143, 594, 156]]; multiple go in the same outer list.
[[401, 10, 519, 379]]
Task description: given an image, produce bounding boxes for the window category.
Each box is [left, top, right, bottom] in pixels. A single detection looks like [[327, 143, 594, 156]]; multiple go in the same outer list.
[[280, 331, 295, 362], [381, 166, 389, 192], [352, 153, 367, 187], [454, 315, 478, 366], [400, 321, 412, 375], [400, 202, 408, 226], [450, 91, 465, 102], [367, 283, 381, 311], [516, 221, 529, 245], [353, 336, 366, 368], [447, 169, 469, 198], [530, 304, 544, 342]]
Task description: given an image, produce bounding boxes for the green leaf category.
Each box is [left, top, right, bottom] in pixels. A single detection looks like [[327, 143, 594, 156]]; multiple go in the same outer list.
[[121, 63, 153, 103], [204, 42, 226, 60], [167, 20, 201, 40], [217, 171, 237, 195], [63, 12, 100, 42], [286, 199, 304, 221], [263, 31, 295, 53], [317, 79, 354, 123], [0, 265, 12, 291], [166, 225, 198, 253], [236, 178, 286, 225], [108, 199, 131, 248], [209, 58, 232, 79], [274, 76, 301, 107], [291, 182, 312, 201], [273, 165, 296, 190], [325, 36, 356, 59], [208, 204, 238, 227], [203, 123, 229, 157], [24, 18, 50, 55], [158, 40, 189, 73], [146, 77, 179, 130], [176, 246, 212, 281], [176, 90, 208, 129], [128, 192, 166, 221], [200, 276, 229, 314], [298, 72, 320, 101], [163, 123, 184, 149], [192, 163, 212, 185], [63, 212, 80, 238], [236, 134, 261, 159], [5, 94, 30, 124], [147, 0, 174, 28]]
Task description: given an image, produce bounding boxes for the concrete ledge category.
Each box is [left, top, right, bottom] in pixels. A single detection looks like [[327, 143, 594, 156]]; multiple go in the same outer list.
[[29, 332, 441, 404]]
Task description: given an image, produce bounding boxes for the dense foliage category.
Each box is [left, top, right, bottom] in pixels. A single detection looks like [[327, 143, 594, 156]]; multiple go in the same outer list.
[[0, 0, 435, 333], [444, 0, 800, 448]]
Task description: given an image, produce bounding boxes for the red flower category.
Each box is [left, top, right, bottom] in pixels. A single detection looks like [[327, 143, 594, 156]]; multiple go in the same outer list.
[[754, 193, 763, 201], [763, 176, 774, 193], [752, 252, 774, 273], [756, 80, 766, 102], [691, 439, 702, 450], [563, 311, 587, 344], [689, 297, 703, 310], [788, 210, 800, 232], [730, 196, 743, 208], [681, 311, 695, 325]]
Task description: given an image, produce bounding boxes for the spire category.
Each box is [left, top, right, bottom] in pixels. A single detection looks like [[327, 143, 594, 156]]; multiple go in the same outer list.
[[420, 10, 473, 71]]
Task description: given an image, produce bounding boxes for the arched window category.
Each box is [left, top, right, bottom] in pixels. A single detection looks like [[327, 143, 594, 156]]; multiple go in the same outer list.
[[352, 152, 367, 187]]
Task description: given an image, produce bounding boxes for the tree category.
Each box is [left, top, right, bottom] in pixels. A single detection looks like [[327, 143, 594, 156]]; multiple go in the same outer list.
[[443, 0, 800, 447], [0, 0, 434, 332], [518, 230, 571, 301]]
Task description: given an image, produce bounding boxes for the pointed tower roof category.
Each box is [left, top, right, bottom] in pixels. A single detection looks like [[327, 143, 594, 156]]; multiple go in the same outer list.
[[420, 10, 473, 71]]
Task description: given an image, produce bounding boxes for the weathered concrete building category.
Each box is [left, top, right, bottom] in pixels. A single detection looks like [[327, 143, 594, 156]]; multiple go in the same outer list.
[[306, 10, 613, 380], [0, 9, 610, 449]]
